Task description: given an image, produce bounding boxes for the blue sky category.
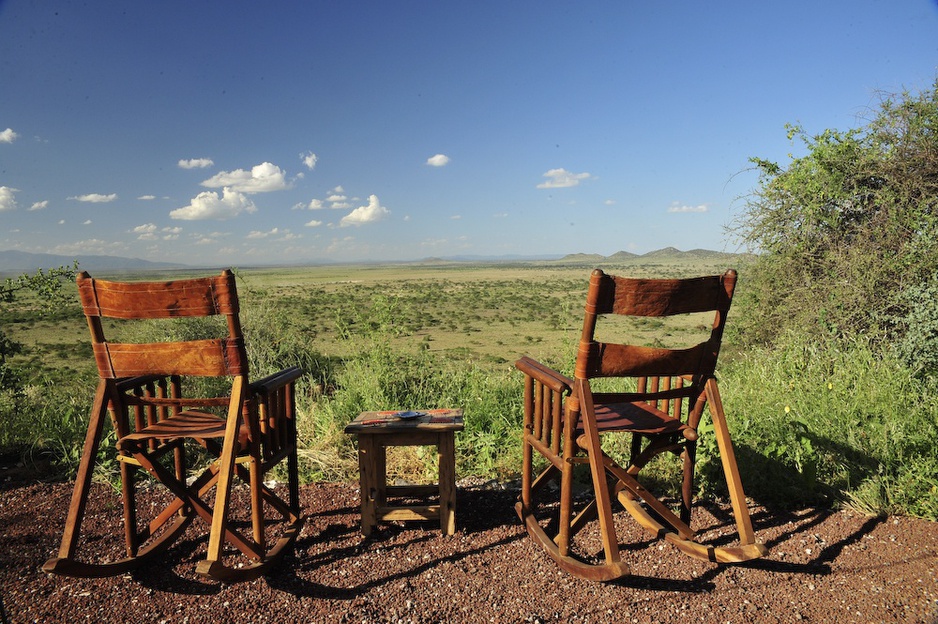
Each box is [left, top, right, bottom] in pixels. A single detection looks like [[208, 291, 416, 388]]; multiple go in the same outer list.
[[1, 1, 937, 266]]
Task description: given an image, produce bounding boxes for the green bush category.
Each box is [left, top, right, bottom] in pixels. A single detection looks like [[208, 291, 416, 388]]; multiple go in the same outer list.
[[733, 81, 938, 349], [895, 276, 938, 383], [722, 80, 938, 519]]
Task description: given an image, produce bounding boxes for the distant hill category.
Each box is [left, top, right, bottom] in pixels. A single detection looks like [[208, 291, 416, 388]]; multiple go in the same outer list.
[[558, 252, 606, 263], [558, 247, 741, 263], [640, 246, 684, 258], [0, 250, 187, 275], [606, 250, 639, 261]]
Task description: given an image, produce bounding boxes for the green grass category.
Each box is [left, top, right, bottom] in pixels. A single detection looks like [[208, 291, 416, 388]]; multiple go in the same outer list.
[[3, 258, 936, 520], [717, 336, 938, 519]]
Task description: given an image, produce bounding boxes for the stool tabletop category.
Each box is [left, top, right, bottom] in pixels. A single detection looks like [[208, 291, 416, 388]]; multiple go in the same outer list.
[[344, 408, 464, 433]]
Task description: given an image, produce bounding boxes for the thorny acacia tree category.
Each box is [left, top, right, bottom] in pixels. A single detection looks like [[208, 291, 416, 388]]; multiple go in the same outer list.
[[733, 81, 938, 375]]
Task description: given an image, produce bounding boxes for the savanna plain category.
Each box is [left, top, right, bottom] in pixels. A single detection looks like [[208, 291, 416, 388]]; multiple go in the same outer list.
[[1, 254, 936, 623]]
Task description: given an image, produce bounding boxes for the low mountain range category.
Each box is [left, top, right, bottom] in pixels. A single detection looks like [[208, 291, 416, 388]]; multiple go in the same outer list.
[[0, 246, 744, 275], [0, 250, 186, 275], [554, 247, 742, 263]]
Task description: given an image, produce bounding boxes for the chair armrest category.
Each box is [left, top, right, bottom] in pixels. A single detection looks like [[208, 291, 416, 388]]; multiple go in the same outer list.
[[248, 366, 304, 396], [515, 356, 573, 395]]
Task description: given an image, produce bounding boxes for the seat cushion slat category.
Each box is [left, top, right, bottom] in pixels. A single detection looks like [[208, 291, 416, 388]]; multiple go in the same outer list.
[[118, 410, 227, 442], [586, 401, 687, 435]]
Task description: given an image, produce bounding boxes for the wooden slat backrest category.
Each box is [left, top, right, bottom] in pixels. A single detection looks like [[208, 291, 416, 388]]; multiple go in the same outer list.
[[78, 272, 238, 319], [575, 269, 736, 380], [77, 270, 247, 379], [587, 271, 734, 317]]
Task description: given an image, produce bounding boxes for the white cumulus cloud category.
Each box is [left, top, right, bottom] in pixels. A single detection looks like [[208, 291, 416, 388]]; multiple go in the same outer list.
[[667, 202, 709, 213], [247, 228, 299, 241], [0, 128, 18, 143], [305, 219, 323, 227], [201, 162, 290, 193], [170, 187, 256, 220], [0, 186, 18, 211], [178, 157, 214, 169], [300, 151, 318, 170], [247, 228, 280, 239], [132, 223, 181, 241], [69, 193, 118, 203], [426, 154, 450, 167], [29, 200, 49, 211], [536, 168, 594, 189], [340, 194, 390, 227]]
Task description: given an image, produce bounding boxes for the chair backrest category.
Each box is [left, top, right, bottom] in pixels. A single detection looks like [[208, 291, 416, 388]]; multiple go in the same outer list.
[[575, 268, 737, 386], [77, 270, 248, 380]]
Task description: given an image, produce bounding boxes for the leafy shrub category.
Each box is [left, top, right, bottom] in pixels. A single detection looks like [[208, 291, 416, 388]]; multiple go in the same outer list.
[[894, 276, 938, 383], [733, 81, 938, 349]]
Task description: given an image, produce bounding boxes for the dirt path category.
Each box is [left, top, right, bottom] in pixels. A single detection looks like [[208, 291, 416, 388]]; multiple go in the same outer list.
[[2, 477, 936, 623]]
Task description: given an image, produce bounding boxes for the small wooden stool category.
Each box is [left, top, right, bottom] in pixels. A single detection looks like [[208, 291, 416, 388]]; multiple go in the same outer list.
[[344, 409, 463, 536]]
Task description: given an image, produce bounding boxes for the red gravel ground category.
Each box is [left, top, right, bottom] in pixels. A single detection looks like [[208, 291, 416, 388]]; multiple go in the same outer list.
[[1, 471, 937, 623]]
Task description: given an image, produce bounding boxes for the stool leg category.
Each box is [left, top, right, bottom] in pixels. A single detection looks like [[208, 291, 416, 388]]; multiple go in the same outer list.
[[438, 432, 457, 535], [358, 434, 378, 536], [375, 441, 387, 511]]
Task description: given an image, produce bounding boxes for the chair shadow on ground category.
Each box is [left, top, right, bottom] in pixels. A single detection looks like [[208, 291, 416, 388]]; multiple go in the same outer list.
[[513, 433, 889, 592], [130, 444, 887, 599], [265, 484, 527, 599], [130, 536, 223, 596], [694, 438, 888, 580], [600, 500, 885, 592]]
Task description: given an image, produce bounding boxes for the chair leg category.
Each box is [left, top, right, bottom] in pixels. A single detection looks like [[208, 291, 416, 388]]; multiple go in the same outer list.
[[514, 413, 630, 580], [288, 428, 300, 518], [120, 460, 138, 557], [520, 432, 533, 514], [705, 378, 761, 547], [250, 451, 264, 548], [43, 384, 109, 570], [681, 440, 696, 526], [514, 371, 629, 582], [575, 380, 627, 572], [198, 374, 304, 581], [557, 438, 575, 557]]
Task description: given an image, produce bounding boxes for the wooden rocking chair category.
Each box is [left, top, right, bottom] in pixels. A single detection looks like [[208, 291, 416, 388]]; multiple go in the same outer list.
[[515, 268, 767, 581], [43, 270, 304, 582]]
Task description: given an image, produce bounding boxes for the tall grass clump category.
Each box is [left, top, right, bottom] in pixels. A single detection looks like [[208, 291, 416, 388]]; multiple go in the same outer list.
[[0, 369, 92, 474], [713, 335, 938, 519], [299, 295, 523, 484], [0, 265, 88, 473]]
